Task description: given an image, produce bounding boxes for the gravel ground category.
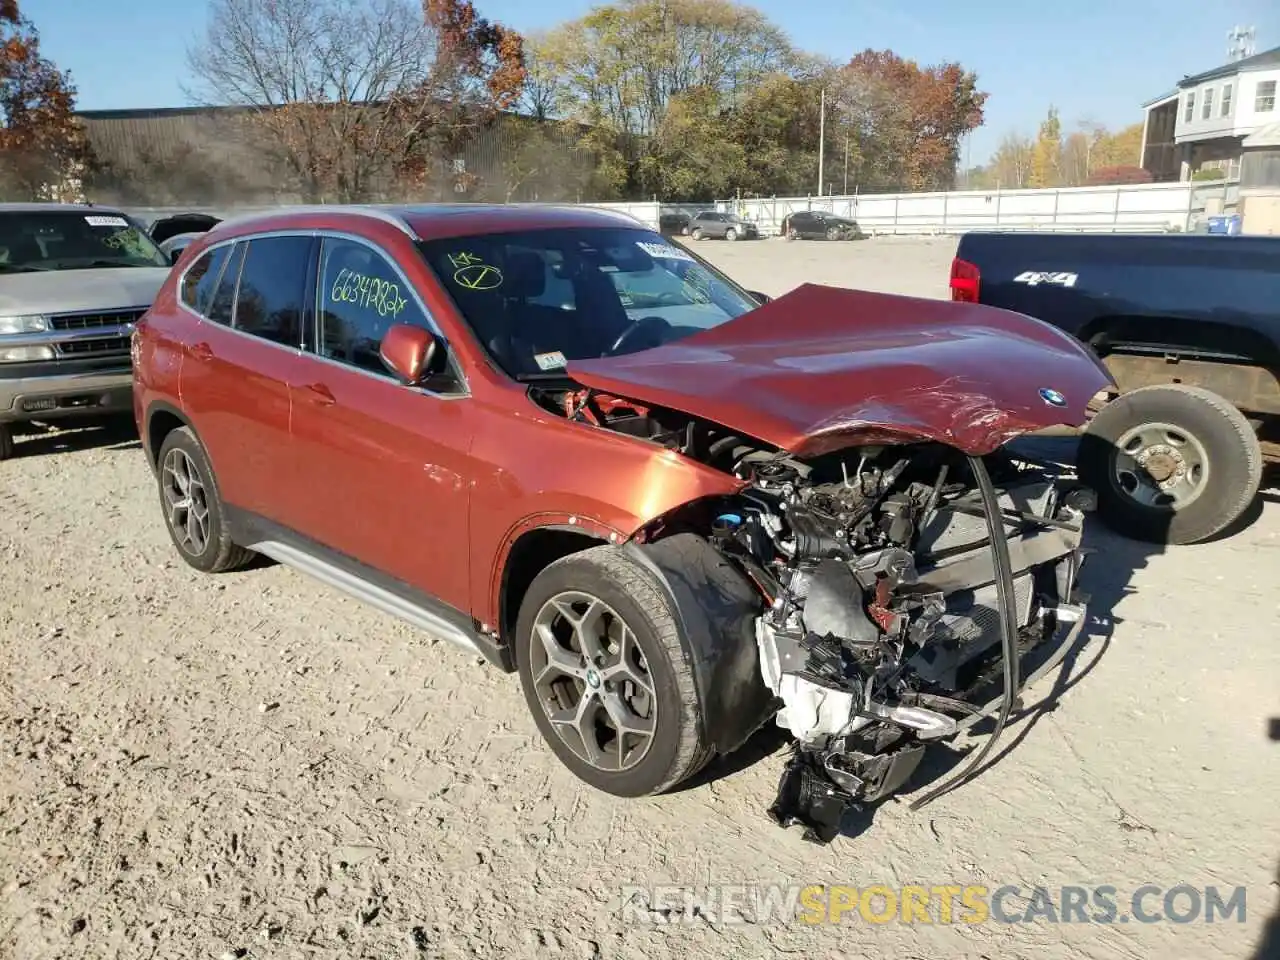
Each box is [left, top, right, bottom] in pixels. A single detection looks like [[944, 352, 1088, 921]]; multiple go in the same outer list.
[[2, 234, 1278, 960]]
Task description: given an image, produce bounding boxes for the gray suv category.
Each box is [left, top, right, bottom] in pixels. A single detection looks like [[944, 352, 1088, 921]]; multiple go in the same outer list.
[[688, 211, 759, 241], [0, 203, 173, 459]]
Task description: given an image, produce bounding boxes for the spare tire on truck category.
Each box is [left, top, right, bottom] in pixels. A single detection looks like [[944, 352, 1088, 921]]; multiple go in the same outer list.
[[1077, 384, 1263, 545]]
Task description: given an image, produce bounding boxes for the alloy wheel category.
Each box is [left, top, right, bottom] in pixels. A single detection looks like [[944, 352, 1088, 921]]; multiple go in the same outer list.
[[528, 590, 656, 772], [161, 447, 212, 555]]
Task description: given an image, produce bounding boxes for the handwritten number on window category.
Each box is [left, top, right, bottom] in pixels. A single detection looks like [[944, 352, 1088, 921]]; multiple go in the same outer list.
[[330, 267, 408, 319]]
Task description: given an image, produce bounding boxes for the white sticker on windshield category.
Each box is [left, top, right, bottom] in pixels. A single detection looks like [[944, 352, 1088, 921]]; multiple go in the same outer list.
[[85, 215, 129, 228], [534, 351, 567, 371], [636, 241, 694, 262]]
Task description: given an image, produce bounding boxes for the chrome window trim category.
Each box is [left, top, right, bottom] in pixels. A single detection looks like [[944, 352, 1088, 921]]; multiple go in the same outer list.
[[174, 228, 470, 400]]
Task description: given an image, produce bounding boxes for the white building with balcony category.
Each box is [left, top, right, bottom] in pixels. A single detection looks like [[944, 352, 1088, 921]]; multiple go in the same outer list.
[[1141, 45, 1279, 181]]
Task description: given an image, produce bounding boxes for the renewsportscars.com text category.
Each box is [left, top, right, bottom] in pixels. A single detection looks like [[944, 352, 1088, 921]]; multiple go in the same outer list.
[[619, 883, 1249, 926]]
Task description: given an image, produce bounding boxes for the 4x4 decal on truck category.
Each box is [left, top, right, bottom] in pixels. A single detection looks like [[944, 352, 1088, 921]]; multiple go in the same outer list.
[[1013, 270, 1078, 288]]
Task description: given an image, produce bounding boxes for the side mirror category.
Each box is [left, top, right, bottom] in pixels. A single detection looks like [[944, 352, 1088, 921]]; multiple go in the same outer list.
[[380, 323, 447, 385], [747, 290, 772, 305]]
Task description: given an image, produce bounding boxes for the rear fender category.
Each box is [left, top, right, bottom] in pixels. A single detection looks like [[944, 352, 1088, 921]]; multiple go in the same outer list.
[[624, 532, 776, 756]]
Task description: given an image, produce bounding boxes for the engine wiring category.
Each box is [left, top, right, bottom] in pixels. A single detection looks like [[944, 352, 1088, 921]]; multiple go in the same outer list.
[[907, 454, 1022, 812]]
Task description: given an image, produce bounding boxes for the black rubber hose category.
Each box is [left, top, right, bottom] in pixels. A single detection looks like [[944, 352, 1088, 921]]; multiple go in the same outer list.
[[908, 454, 1022, 811]]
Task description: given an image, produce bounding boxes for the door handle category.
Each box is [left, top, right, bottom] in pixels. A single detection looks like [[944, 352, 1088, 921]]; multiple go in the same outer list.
[[190, 342, 214, 361], [303, 382, 336, 406]]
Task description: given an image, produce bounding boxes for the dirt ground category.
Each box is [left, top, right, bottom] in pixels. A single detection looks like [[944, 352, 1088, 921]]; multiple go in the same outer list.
[[2, 234, 1278, 960]]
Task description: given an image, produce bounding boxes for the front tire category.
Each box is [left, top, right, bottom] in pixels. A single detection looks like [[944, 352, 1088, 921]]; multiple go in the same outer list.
[[1077, 384, 1263, 545], [724, 227, 738, 241], [514, 545, 710, 797], [155, 426, 256, 573]]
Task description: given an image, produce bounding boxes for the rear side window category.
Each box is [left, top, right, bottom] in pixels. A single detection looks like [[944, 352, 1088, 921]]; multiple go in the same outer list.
[[316, 237, 428, 376], [207, 242, 244, 326], [232, 236, 312, 347], [180, 245, 229, 315]]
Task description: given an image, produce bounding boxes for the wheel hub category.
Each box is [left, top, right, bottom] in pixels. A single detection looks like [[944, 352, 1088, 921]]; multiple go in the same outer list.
[[1136, 444, 1184, 487], [1112, 421, 1210, 509]]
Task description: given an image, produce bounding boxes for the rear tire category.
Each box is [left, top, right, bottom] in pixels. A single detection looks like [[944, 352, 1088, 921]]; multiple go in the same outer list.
[[155, 426, 256, 573], [0, 424, 12, 461], [1077, 384, 1262, 545], [690, 227, 704, 241], [514, 545, 710, 798]]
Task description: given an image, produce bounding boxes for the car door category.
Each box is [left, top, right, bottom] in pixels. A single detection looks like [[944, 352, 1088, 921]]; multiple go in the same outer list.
[[176, 233, 315, 523], [286, 233, 475, 612], [789, 212, 813, 237]]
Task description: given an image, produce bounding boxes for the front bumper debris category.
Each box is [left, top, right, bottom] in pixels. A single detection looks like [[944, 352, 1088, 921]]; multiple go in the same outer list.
[[767, 600, 1087, 844]]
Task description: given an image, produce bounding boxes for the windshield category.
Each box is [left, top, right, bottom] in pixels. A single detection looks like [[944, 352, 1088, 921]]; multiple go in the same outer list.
[[0, 210, 169, 272], [417, 227, 760, 379]]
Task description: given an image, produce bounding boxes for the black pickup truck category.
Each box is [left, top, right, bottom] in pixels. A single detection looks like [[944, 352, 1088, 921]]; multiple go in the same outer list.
[[951, 231, 1280, 545]]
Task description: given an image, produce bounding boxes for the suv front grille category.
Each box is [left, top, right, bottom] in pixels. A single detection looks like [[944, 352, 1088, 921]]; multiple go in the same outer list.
[[57, 337, 131, 356], [50, 309, 145, 331]]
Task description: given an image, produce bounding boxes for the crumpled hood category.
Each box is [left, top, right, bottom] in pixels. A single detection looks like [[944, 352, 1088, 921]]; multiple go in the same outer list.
[[566, 283, 1116, 457], [0, 266, 170, 316]]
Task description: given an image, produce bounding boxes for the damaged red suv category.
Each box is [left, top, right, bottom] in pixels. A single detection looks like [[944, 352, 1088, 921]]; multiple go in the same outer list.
[[133, 204, 1113, 842]]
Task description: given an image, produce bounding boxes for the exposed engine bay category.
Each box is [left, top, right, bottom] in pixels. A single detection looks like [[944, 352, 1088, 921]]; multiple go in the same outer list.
[[540, 386, 1094, 844]]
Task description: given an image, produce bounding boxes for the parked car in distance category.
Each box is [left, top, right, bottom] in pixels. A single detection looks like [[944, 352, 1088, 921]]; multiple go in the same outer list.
[[144, 212, 224, 264], [156, 231, 209, 264], [952, 230, 1280, 545], [134, 203, 1109, 841], [658, 210, 692, 236], [688, 210, 758, 241], [0, 202, 175, 459], [782, 210, 865, 241]]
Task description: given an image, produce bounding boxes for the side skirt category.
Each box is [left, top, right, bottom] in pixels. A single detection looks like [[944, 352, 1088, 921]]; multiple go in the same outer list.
[[224, 507, 514, 671]]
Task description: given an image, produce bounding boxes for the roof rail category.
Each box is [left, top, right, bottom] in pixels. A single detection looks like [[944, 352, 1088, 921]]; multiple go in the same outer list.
[[214, 204, 419, 239]]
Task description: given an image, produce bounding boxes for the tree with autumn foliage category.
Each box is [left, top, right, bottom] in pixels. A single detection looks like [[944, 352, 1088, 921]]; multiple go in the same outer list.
[[0, 0, 91, 201], [969, 112, 1148, 190], [184, 0, 525, 203], [534, 0, 798, 198], [830, 50, 987, 192], [1028, 106, 1062, 188]]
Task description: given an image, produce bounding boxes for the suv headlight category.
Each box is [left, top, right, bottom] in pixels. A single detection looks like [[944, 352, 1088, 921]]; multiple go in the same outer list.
[[0, 314, 50, 335], [0, 345, 55, 363]]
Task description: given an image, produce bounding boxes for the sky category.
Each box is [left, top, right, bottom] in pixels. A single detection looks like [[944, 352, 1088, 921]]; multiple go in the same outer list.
[[18, 0, 1280, 165]]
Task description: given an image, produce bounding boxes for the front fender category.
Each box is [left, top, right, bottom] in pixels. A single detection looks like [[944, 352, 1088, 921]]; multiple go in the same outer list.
[[624, 532, 776, 757]]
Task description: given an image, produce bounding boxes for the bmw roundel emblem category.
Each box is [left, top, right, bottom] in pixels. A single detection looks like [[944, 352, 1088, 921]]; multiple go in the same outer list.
[[1039, 387, 1067, 407]]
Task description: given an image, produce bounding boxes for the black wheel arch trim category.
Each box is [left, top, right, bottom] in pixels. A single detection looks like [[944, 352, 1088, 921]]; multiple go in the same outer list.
[[622, 532, 776, 757], [144, 399, 195, 467]]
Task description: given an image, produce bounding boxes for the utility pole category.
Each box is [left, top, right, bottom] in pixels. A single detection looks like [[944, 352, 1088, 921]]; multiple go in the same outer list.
[[817, 87, 825, 197], [844, 134, 850, 195]]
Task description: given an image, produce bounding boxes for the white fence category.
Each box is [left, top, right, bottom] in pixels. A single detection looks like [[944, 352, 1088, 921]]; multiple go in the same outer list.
[[716, 180, 1240, 236]]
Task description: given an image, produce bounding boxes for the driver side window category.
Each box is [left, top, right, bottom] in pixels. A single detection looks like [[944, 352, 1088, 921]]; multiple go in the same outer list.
[[316, 237, 430, 378]]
